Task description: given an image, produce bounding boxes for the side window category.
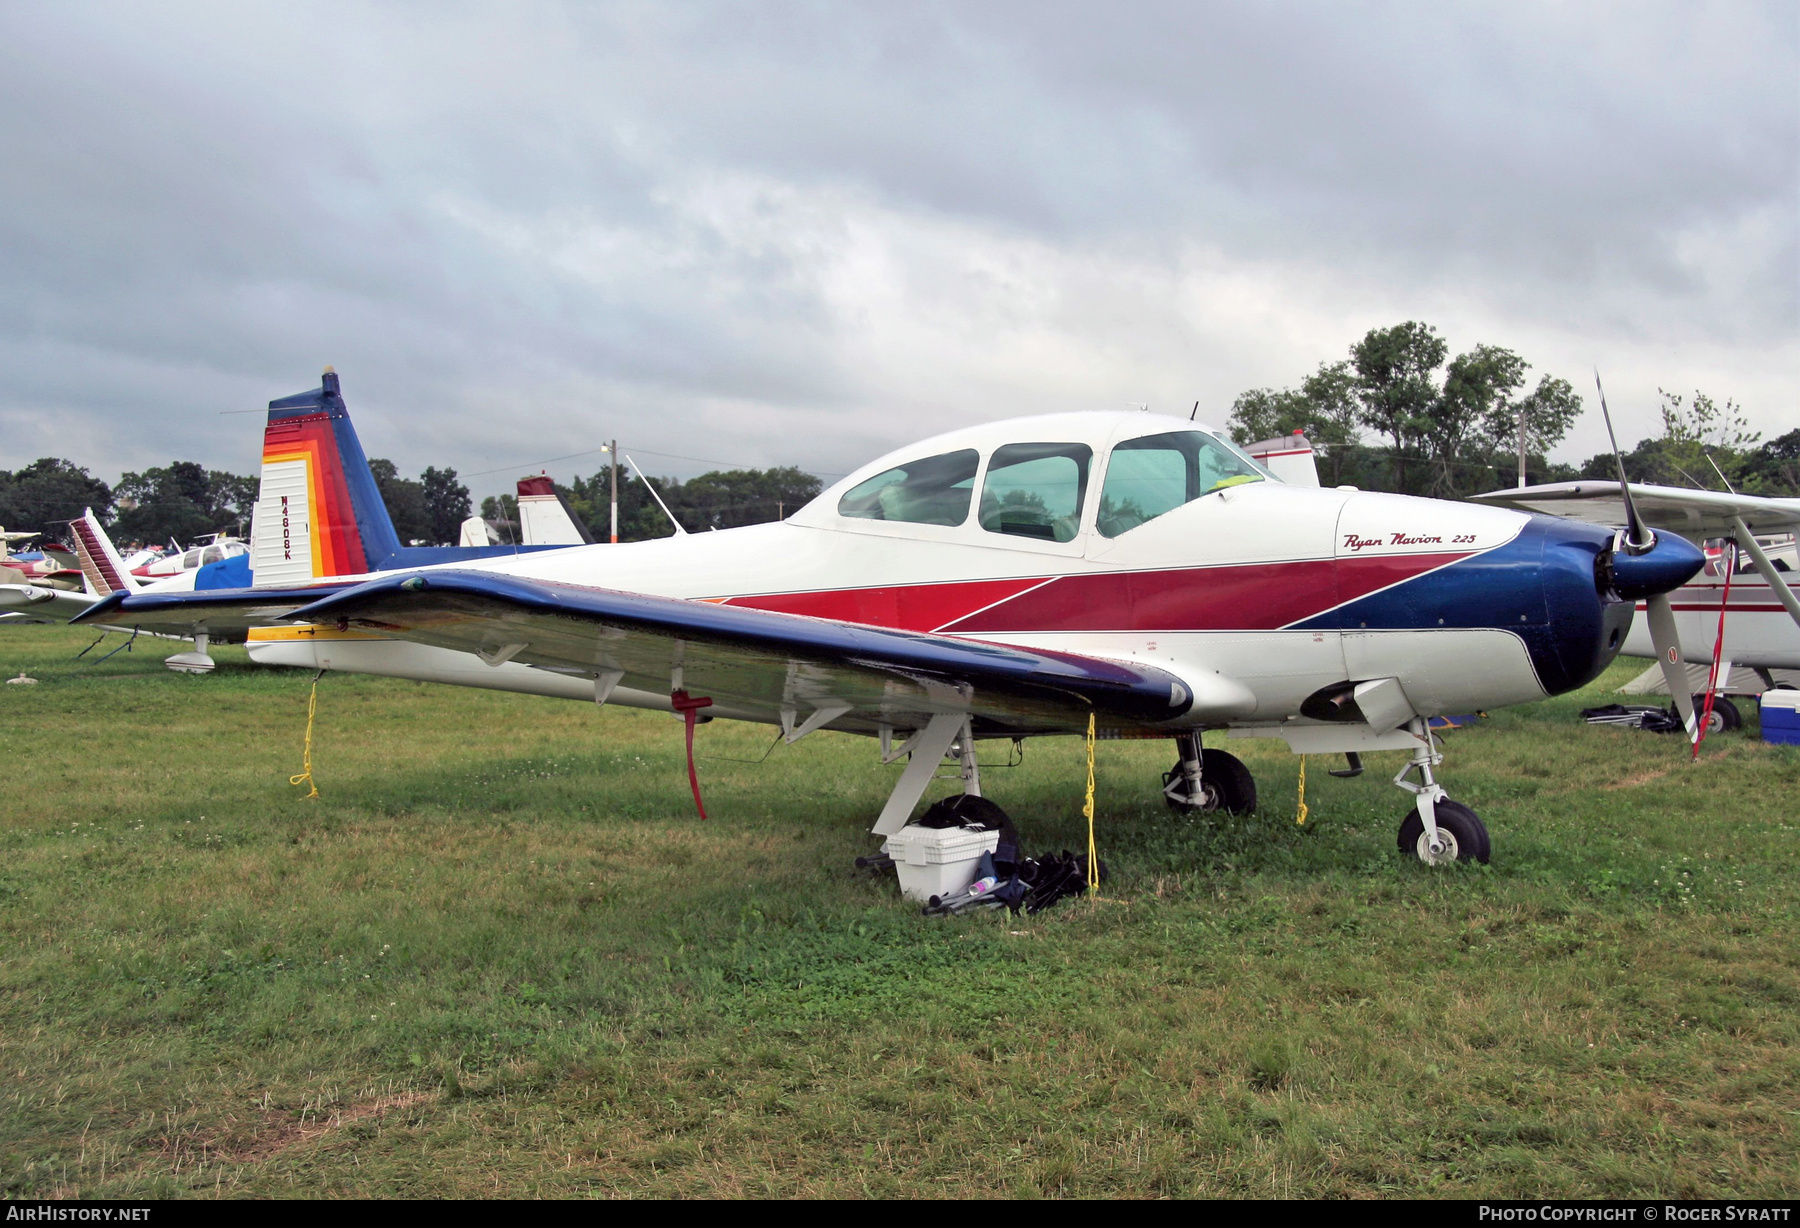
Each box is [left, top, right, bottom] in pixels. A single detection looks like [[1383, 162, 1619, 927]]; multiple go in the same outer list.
[[837, 449, 979, 526], [182, 549, 201, 569], [1097, 431, 1265, 538], [979, 443, 1092, 543], [201, 545, 224, 565]]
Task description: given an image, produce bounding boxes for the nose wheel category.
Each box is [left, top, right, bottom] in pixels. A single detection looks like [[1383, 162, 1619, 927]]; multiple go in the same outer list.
[[1390, 717, 1490, 865], [1397, 799, 1490, 865]]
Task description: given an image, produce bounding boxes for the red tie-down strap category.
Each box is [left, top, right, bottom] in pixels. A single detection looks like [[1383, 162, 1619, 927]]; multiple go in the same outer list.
[[1693, 550, 1735, 760], [670, 690, 715, 819]]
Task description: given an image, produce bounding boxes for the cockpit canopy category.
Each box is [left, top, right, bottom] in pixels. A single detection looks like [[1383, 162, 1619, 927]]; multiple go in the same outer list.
[[822, 412, 1268, 543]]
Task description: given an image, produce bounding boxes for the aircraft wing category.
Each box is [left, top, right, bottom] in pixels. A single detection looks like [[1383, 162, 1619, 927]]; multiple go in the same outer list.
[[283, 570, 1205, 737], [1471, 481, 1800, 540], [0, 583, 99, 623], [71, 584, 350, 642]]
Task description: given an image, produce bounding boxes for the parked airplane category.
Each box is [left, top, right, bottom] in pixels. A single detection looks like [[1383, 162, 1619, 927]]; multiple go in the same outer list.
[[0, 532, 82, 589], [1473, 477, 1800, 735], [84, 405, 1704, 866], [1, 370, 592, 669], [131, 533, 250, 582]]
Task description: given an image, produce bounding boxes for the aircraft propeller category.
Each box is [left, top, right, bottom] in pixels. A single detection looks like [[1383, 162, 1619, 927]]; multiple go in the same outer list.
[[1595, 372, 1697, 742]]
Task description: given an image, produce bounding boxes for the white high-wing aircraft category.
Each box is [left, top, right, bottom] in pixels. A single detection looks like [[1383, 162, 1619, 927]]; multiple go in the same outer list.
[[1472, 479, 1800, 732], [85, 405, 1705, 866], [1, 370, 591, 670]]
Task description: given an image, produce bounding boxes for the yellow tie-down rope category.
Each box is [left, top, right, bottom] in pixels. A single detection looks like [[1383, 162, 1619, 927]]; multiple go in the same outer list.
[[1084, 712, 1099, 892], [1295, 755, 1309, 826], [290, 677, 321, 799]]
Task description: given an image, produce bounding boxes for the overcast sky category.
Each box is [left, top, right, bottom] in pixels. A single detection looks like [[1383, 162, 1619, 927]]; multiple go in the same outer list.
[[0, 2, 1793, 505]]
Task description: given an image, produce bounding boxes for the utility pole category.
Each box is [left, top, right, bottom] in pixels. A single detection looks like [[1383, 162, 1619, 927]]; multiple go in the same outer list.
[[1517, 404, 1528, 489], [609, 439, 619, 543]]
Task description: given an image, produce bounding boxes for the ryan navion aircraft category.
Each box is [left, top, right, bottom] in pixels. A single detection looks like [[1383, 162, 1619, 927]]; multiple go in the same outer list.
[[83, 376, 1704, 867]]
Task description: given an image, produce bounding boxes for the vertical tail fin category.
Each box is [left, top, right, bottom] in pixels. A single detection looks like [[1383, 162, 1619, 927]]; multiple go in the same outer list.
[[69, 508, 139, 596], [515, 474, 595, 546], [251, 368, 402, 585]]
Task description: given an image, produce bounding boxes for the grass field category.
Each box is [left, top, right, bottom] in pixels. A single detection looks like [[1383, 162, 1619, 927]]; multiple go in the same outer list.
[[1, 625, 1795, 1198]]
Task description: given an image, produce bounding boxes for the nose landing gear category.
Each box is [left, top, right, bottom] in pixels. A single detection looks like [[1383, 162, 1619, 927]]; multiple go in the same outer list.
[[1163, 731, 1257, 815], [1392, 717, 1489, 864]]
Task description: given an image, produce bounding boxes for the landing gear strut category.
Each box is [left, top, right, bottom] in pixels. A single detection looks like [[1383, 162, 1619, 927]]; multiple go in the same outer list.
[[1391, 717, 1489, 864], [1163, 732, 1257, 815]]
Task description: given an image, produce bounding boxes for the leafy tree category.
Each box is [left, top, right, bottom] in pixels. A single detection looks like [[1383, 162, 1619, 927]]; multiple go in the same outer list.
[[421, 466, 471, 545], [1232, 324, 1582, 496], [1501, 375, 1584, 486], [1229, 361, 1364, 487], [676, 467, 823, 530], [369, 459, 432, 545], [0, 459, 113, 539], [559, 465, 823, 542], [479, 493, 519, 542], [1429, 344, 1528, 496], [1578, 389, 1762, 491], [1739, 429, 1800, 496], [113, 461, 254, 546], [1351, 321, 1448, 493]]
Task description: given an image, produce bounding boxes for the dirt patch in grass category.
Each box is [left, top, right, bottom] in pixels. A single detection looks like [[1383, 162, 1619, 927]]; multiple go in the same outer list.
[[204, 1091, 437, 1164]]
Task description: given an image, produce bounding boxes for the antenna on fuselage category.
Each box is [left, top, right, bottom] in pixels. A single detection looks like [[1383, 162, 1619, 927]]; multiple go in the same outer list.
[[623, 454, 688, 536], [1189, 400, 1199, 421]]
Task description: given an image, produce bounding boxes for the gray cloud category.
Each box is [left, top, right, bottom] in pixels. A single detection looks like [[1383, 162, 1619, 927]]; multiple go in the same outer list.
[[0, 1, 1792, 501]]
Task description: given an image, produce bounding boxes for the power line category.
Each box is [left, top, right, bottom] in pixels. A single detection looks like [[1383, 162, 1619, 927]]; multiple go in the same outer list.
[[464, 444, 843, 480]]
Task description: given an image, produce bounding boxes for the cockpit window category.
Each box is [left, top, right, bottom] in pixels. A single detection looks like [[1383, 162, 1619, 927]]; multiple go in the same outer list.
[[1097, 430, 1265, 538], [837, 448, 979, 526], [979, 443, 1092, 543]]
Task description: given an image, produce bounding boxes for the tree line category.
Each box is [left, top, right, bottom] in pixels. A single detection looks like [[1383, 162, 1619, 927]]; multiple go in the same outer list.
[[0, 451, 825, 548], [482, 466, 824, 543], [1228, 320, 1797, 498]]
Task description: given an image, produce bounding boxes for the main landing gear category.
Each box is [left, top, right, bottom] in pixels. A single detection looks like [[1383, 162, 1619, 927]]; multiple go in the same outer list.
[[1391, 716, 1489, 865], [1163, 731, 1257, 815], [1695, 695, 1742, 735]]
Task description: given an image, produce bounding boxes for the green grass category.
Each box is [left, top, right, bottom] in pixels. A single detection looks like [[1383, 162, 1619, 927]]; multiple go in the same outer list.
[[1, 625, 1795, 1198]]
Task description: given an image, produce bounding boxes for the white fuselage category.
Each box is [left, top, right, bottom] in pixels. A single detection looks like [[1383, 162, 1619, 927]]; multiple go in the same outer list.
[[250, 411, 1563, 735]]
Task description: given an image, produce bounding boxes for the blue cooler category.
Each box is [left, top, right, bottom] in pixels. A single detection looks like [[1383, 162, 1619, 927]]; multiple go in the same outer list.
[[1760, 689, 1800, 746]]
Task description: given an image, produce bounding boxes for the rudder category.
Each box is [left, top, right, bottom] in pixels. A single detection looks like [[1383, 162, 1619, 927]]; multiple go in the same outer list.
[[252, 369, 403, 585]]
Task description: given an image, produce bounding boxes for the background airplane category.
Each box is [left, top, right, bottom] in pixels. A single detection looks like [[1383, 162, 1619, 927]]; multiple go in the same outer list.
[[86, 407, 1704, 869], [1472, 478, 1800, 733]]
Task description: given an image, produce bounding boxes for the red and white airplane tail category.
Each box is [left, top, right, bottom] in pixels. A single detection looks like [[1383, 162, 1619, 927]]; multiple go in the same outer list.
[[515, 475, 595, 546], [1244, 432, 1321, 487], [69, 508, 142, 597]]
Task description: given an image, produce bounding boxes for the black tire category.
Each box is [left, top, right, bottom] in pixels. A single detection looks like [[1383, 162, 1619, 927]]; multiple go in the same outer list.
[[1692, 695, 1742, 734], [1163, 748, 1257, 815], [1396, 799, 1490, 865]]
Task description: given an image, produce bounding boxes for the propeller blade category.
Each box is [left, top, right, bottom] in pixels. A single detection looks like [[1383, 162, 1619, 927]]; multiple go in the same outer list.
[[1594, 371, 1652, 553], [1645, 592, 1697, 741]]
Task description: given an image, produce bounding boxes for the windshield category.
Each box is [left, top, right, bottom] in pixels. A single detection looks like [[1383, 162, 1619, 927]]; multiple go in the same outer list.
[[1097, 430, 1265, 538]]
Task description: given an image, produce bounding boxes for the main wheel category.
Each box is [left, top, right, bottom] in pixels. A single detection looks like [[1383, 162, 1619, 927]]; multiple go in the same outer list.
[[1692, 695, 1742, 734], [1396, 799, 1490, 865], [1163, 748, 1257, 815]]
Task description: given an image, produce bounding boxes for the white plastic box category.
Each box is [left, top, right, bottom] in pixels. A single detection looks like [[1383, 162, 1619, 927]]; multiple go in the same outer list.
[[882, 824, 1000, 903]]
